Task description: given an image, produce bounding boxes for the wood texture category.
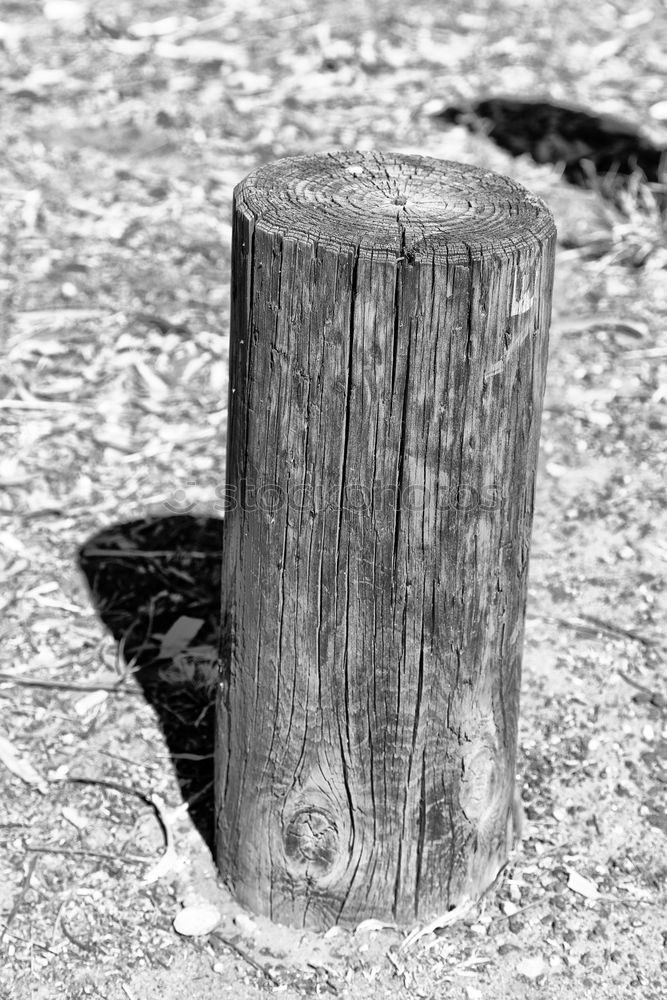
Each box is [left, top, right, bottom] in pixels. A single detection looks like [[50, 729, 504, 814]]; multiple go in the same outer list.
[[216, 151, 556, 929]]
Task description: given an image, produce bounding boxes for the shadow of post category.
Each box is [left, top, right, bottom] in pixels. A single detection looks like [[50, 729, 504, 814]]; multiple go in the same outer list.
[[77, 513, 224, 853]]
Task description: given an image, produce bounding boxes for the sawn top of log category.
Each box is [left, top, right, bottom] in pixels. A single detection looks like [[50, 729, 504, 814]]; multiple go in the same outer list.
[[233, 150, 556, 264]]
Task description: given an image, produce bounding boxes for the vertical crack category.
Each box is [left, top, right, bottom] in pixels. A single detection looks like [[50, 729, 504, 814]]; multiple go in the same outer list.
[[415, 751, 427, 916], [392, 303, 410, 575], [335, 247, 360, 582], [392, 839, 403, 919]]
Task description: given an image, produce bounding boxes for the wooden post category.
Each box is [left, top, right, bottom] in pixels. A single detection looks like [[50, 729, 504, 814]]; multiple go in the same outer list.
[[216, 151, 555, 930]]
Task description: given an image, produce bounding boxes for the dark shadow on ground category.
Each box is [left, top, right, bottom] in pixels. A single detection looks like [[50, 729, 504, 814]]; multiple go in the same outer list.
[[77, 513, 224, 852], [434, 97, 665, 207]]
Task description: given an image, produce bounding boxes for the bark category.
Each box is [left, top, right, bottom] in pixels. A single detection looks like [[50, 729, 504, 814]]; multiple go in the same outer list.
[[216, 151, 555, 929]]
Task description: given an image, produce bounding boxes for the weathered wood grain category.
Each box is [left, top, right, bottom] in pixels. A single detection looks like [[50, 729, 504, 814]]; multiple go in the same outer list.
[[216, 151, 556, 929]]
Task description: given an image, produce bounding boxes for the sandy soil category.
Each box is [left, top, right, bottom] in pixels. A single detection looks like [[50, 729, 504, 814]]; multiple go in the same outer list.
[[1, 1, 666, 998]]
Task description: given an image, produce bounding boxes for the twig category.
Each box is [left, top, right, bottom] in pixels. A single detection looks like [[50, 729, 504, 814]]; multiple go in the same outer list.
[[306, 962, 340, 994], [122, 595, 158, 672], [0, 672, 141, 694], [306, 962, 339, 996], [618, 670, 655, 695], [491, 898, 544, 923], [60, 911, 96, 952], [80, 548, 214, 558], [398, 859, 512, 953], [142, 792, 177, 884], [576, 612, 661, 647], [546, 613, 661, 647], [61, 776, 176, 882], [183, 779, 214, 807], [617, 670, 665, 707], [0, 854, 38, 944], [98, 748, 159, 771], [209, 931, 281, 986], [0, 399, 79, 410], [400, 897, 475, 951], [1, 928, 60, 955], [63, 776, 168, 837], [169, 752, 214, 761], [25, 845, 148, 864], [624, 347, 667, 358]]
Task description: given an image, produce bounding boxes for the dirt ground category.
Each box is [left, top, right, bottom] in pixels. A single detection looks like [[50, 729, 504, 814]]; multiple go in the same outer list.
[[1, 1, 666, 998]]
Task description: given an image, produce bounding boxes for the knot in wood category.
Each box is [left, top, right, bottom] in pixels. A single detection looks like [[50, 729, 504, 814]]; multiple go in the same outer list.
[[283, 808, 339, 876]]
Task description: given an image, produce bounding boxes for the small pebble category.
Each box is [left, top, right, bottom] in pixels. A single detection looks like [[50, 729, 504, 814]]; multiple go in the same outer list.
[[498, 942, 518, 956], [650, 99, 667, 120], [516, 954, 546, 980], [545, 461, 567, 478], [173, 903, 221, 937], [463, 986, 483, 1000]]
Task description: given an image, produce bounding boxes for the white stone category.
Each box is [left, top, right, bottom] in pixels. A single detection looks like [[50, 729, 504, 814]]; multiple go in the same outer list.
[[516, 954, 547, 980], [173, 903, 221, 937]]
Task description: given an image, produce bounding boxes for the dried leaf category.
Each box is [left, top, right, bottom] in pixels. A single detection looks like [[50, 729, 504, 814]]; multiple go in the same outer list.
[[0, 530, 26, 554], [0, 735, 49, 794], [130, 15, 190, 37], [62, 806, 88, 830], [158, 616, 204, 659], [74, 690, 109, 717], [133, 357, 170, 398], [9, 337, 70, 359], [43, 1, 87, 21], [13, 309, 105, 334], [355, 918, 396, 934], [154, 39, 247, 66], [567, 868, 600, 899]]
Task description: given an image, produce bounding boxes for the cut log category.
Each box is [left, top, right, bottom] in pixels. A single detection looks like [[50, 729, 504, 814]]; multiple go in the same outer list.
[[216, 151, 555, 930]]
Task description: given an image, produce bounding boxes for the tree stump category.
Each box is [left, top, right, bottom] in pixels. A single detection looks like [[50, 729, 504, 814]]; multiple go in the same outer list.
[[216, 151, 555, 930]]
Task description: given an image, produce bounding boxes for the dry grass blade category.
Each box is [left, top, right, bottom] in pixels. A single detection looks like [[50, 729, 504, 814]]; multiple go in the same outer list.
[[399, 899, 475, 951]]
